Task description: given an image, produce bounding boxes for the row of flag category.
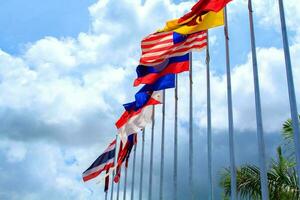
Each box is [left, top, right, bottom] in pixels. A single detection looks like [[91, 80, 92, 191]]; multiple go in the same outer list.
[[82, 0, 232, 193]]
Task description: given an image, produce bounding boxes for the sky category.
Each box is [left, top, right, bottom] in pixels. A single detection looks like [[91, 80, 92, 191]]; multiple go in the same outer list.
[[0, 0, 300, 199]]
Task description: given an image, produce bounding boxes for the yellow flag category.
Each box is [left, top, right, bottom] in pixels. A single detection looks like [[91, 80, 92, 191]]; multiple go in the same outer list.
[[158, 10, 224, 34]]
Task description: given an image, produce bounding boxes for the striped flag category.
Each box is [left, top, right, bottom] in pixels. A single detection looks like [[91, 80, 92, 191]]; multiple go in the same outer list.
[[82, 140, 116, 182], [134, 54, 189, 87], [140, 31, 207, 66]]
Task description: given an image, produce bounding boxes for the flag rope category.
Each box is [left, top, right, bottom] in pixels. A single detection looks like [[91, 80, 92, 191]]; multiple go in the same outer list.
[[159, 90, 166, 200], [247, 1, 269, 199], [206, 33, 213, 200], [138, 129, 145, 200], [224, 7, 237, 200], [278, 0, 300, 186]]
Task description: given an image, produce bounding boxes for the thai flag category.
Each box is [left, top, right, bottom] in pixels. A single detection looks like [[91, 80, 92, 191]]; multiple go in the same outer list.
[[82, 140, 116, 182], [140, 31, 207, 66], [114, 134, 137, 183], [134, 53, 189, 87]]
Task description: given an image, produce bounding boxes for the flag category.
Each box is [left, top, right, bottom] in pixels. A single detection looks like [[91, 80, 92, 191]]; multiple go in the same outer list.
[[179, 0, 231, 24], [114, 134, 137, 183], [116, 91, 163, 143], [82, 140, 116, 182], [104, 169, 109, 192], [158, 10, 224, 35], [134, 53, 189, 87], [140, 31, 207, 66], [137, 74, 175, 94]]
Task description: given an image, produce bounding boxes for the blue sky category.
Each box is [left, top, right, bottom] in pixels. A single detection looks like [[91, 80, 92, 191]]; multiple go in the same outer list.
[[0, 0, 299, 199]]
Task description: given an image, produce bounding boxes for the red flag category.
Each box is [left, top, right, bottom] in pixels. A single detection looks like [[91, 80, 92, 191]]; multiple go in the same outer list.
[[179, 0, 231, 23], [114, 140, 123, 183], [104, 169, 109, 192]]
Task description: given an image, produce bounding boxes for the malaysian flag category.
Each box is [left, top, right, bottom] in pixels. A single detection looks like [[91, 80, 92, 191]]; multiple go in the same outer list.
[[82, 140, 116, 182], [140, 31, 207, 66]]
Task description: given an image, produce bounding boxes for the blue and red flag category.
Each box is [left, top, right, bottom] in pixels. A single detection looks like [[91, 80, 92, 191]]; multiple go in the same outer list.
[[134, 53, 189, 87], [82, 140, 116, 182], [114, 134, 137, 183]]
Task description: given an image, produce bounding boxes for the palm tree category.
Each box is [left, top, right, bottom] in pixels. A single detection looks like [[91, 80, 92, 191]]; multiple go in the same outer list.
[[220, 115, 300, 199]]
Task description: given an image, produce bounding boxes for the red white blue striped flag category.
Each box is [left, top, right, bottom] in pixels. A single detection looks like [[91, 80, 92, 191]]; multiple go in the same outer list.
[[82, 140, 116, 182], [140, 31, 207, 66]]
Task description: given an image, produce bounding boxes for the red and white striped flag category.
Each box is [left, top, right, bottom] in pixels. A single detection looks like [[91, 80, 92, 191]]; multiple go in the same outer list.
[[140, 31, 207, 66]]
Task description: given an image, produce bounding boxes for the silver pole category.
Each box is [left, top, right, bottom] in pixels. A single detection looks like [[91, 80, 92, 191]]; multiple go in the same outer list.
[[189, 52, 194, 200], [224, 7, 237, 200], [278, 0, 300, 185], [159, 90, 166, 200], [111, 135, 118, 200], [247, 1, 269, 199], [130, 139, 137, 200], [148, 106, 155, 200], [139, 129, 145, 200], [117, 180, 120, 200], [206, 34, 213, 200], [174, 75, 178, 200], [105, 191, 108, 200], [123, 167, 128, 200]]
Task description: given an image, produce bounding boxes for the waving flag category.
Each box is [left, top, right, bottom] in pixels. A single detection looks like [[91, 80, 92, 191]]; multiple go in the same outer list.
[[114, 134, 137, 183], [134, 53, 189, 87], [158, 10, 224, 35], [116, 91, 163, 143], [82, 140, 116, 182], [140, 31, 207, 66], [179, 0, 231, 23]]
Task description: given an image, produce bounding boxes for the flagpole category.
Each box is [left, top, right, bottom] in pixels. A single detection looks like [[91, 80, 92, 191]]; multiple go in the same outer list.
[[174, 75, 178, 200], [139, 129, 145, 200], [189, 52, 194, 200], [105, 191, 108, 200], [247, 1, 269, 199], [123, 167, 128, 200], [206, 34, 213, 200], [148, 106, 155, 200], [159, 90, 166, 200], [130, 137, 137, 200], [278, 0, 300, 185], [110, 135, 118, 200], [117, 180, 120, 200], [224, 7, 237, 200]]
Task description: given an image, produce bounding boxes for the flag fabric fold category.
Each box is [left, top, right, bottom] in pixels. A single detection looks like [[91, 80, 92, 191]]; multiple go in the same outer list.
[[134, 53, 189, 87], [116, 91, 163, 143], [140, 31, 207, 66], [82, 140, 116, 182], [114, 134, 137, 183], [159, 10, 224, 35]]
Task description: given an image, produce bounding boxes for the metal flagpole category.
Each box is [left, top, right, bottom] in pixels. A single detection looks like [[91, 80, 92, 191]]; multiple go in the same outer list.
[[189, 52, 194, 200], [159, 90, 166, 200], [206, 33, 213, 200], [110, 135, 118, 200], [105, 191, 108, 200], [123, 167, 128, 200], [139, 129, 145, 200], [130, 137, 137, 200], [278, 0, 300, 185], [174, 75, 178, 200], [148, 106, 155, 200], [224, 7, 237, 200], [117, 180, 120, 200], [247, 1, 269, 199]]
